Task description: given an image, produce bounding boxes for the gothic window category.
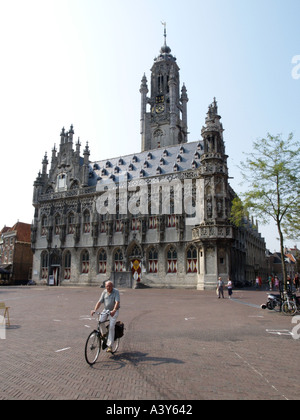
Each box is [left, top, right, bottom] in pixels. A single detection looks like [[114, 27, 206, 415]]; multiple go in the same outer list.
[[41, 251, 48, 280], [64, 251, 71, 280], [187, 245, 198, 273], [158, 73, 164, 93], [67, 212, 75, 234], [115, 219, 123, 233], [148, 216, 157, 229], [148, 247, 158, 273], [41, 215, 47, 237], [130, 245, 142, 259], [98, 249, 107, 274], [167, 246, 177, 273], [83, 209, 90, 234], [114, 249, 123, 272], [131, 218, 140, 231], [81, 250, 89, 274]]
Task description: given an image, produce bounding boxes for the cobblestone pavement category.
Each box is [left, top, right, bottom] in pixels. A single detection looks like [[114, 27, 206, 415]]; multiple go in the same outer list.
[[0, 286, 299, 400]]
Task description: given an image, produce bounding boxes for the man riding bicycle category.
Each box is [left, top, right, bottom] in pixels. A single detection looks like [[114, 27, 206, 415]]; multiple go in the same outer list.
[[91, 281, 120, 353]]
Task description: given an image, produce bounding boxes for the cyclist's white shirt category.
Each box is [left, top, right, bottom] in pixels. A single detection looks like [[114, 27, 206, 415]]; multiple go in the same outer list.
[[98, 288, 120, 311]]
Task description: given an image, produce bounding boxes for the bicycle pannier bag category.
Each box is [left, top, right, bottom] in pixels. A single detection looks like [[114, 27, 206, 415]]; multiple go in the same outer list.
[[115, 321, 124, 338]]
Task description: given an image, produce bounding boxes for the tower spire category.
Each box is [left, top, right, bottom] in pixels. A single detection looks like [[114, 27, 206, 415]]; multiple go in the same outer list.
[[161, 21, 167, 47]]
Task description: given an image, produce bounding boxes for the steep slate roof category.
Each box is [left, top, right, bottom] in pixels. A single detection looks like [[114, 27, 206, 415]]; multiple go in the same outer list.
[[89, 140, 204, 187]]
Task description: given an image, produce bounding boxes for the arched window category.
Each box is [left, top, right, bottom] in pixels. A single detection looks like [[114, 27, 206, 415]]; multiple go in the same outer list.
[[41, 252, 49, 280], [167, 246, 177, 273], [114, 249, 123, 272], [64, 251, 71, 279], [81, 250, 89, 274], [98, 249, 107, 274], [148, 247, 158, 273], [186, 245, 198, 273]]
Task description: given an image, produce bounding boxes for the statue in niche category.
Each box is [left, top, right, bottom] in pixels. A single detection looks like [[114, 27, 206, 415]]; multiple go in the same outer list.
[[206, 198, 212, 218]]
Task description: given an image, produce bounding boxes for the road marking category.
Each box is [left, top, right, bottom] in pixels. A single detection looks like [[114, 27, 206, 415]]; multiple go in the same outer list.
[[266, 329, 293, 337], [55, 347, 71, 353], [234, 352, 288, 400]]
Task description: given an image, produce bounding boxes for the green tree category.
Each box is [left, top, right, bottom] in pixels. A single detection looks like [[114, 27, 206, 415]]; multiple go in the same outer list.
[[231, 133, 300, 290]]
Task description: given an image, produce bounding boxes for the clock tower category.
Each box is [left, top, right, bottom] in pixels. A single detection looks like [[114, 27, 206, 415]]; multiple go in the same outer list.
[[140, 25, 189, 152]]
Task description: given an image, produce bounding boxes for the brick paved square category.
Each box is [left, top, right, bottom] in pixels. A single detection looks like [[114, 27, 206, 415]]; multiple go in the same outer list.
[[0, 286, 299, 400]]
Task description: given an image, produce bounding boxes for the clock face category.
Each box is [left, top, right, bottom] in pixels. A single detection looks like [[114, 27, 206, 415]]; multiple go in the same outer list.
[[155, 104, 165, 114]]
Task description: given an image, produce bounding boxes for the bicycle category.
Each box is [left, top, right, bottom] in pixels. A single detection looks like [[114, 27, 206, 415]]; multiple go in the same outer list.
[[84, 312, 121, 366], [281, 292, 297, 316]]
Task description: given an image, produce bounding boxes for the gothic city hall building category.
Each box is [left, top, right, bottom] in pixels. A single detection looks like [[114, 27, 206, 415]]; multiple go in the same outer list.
[[31, 33, 266, 289]]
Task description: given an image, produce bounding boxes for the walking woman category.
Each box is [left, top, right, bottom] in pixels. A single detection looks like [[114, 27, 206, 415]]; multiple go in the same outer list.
[[227, 277, 233, 299]]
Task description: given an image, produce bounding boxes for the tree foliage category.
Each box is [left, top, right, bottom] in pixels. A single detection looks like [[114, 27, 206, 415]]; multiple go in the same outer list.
[[231, 133, 300, 289]]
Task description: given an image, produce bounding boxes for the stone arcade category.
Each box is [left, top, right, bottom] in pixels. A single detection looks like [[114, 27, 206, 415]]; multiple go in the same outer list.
[[31, 32, 266, 289]]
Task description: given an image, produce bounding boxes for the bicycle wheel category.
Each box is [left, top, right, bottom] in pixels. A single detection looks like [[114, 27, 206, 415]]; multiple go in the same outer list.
[[85, 330, 101, 365], [282, 301, 297, 316], [111, 337, 120, 354]]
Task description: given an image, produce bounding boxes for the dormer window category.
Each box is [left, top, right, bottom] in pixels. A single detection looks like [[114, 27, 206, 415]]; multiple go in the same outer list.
[[57, 173, 67, 191]]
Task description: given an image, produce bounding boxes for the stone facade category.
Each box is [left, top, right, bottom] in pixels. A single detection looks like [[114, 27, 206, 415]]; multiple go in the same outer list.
[[31, 34, 266, 289]]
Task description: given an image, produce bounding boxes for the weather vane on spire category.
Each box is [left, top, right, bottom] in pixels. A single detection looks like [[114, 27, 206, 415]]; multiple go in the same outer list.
[[161, 21, 167, 45]]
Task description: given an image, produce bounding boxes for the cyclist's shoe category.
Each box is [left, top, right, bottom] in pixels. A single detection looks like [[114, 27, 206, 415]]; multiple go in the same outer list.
[[102, 342, 107, 350], [106, 347, 112, 353]]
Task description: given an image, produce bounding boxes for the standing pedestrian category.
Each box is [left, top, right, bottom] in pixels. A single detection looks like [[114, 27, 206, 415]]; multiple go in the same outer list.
[[217, 277, 224, 299], [268, 275, 273, 291], [274, 276, 279, 290], [226, 278, 233, 298]]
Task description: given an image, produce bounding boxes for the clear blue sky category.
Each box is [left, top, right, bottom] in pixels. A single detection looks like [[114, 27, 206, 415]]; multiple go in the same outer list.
[[0, 0, 299, 252]]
